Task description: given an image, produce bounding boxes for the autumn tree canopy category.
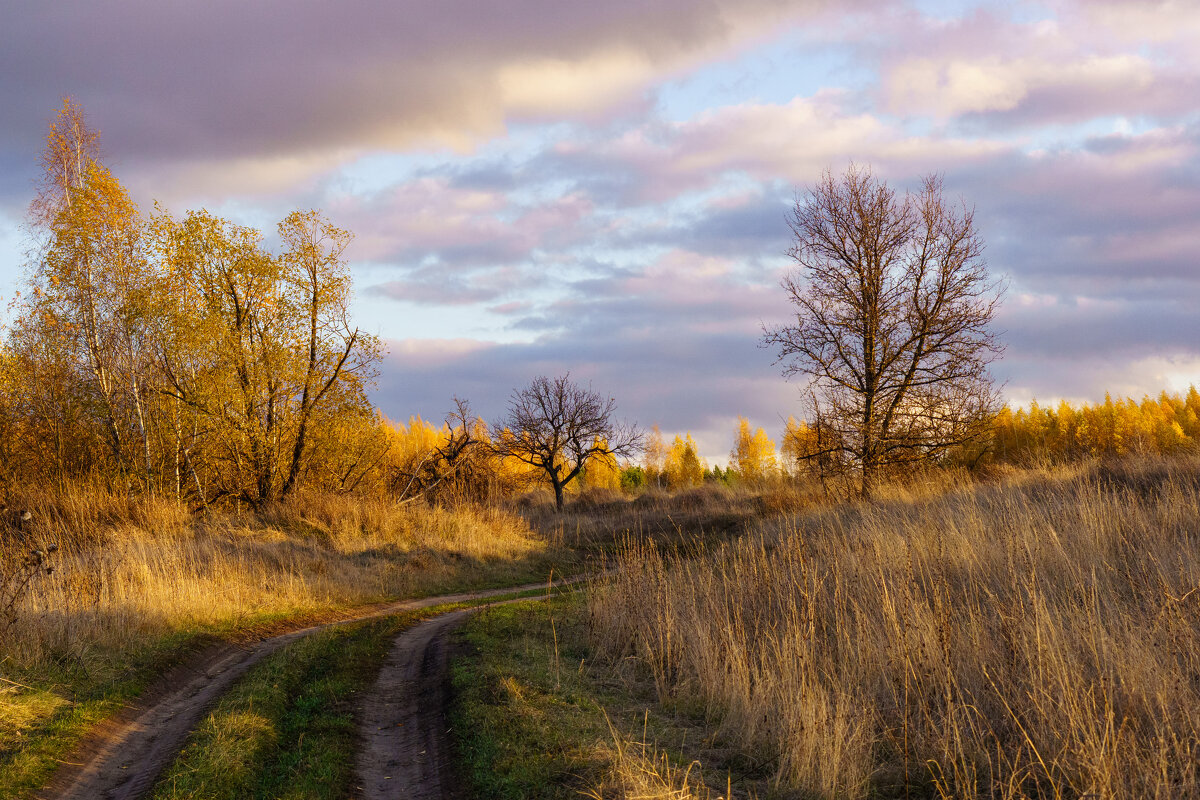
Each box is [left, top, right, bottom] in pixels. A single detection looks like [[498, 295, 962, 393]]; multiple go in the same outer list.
[[764, 165, 1004, 498], [0, 99, 381, 506], [731, 417, 777, 484]]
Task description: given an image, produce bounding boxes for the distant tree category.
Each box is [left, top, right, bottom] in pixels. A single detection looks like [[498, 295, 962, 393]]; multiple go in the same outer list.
[[731, 416, 777, 484], [664, 433, 704, 488], [642, 425, 668, 488], [580, 436, 623, 490], [707, 464, 738, 487], [492, 374, 640, 511], [764, 165, 1004, 498]]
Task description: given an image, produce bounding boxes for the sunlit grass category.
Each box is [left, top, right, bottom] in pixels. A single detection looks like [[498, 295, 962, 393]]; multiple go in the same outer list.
[[589, 456, 1200, 798], [0, 489, 556, 799]]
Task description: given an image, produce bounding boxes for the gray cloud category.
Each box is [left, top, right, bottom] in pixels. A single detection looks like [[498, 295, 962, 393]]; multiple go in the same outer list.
[[4, 0, 1197, 450], [0, 0, 838, 200]]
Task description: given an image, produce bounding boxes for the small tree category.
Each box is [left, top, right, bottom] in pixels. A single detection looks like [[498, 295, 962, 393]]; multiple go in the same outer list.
[[764, 165, 1003, 498], [492, 374, 640, 511], [731, 417, 778, 485]]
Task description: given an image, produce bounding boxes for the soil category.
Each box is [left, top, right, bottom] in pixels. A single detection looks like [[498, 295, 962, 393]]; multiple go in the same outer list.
[[353, 607, 472, 800], [353, 596, 547, 800], [39, 582, 563, 800]]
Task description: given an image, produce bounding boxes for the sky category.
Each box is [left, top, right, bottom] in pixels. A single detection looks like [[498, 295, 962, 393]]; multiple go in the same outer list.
[[1, 0, 1198, 463]]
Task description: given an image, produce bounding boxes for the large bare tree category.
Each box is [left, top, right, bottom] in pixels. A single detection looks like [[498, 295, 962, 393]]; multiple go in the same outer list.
[[492, 375, 640, 511], [763, 166, 1004, 498]]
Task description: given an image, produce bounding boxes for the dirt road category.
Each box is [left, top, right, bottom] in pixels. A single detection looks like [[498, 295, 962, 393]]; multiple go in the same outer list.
[[354, 595, 550, 800], [42, 582, 562, 800], [354, 607, 474, 800]]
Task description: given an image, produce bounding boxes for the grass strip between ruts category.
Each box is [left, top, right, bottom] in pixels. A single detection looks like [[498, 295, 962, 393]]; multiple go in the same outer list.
[[151, 588, 553, 800]]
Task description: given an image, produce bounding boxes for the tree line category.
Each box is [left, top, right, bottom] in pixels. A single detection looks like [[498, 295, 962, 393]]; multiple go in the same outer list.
[[4, 103, 1190, 512], [0, 103, 644, 513], [382, 385, 1200, 502]]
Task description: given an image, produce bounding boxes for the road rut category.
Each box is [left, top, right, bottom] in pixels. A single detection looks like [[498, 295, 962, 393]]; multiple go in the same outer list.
[[41, 582, 561, 800]]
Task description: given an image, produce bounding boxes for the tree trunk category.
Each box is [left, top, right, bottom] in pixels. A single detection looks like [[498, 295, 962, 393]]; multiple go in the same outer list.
[[552, 480, 565, 512]]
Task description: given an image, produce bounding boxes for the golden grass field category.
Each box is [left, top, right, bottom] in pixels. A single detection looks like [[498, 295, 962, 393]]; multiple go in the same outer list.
[[588, 457, 1200, 799], [2, 490, 547, 669], [0, 488, 550, 775]]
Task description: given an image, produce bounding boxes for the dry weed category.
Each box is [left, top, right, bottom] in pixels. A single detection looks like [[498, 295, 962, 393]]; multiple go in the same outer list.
[[0, 488, 547, 670], [584, 712, 732, 800], [589, 457, 1200, 799]]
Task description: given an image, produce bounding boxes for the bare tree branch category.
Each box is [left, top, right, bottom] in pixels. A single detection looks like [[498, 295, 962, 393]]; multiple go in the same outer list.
[[491, 374, 641, 511], [763, 165, 1005, 498]]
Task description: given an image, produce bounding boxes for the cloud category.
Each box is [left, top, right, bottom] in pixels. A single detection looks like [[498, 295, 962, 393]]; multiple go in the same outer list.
[[542, 93, 1011, 208], [962, 125, 1200, 288], [886, 54, 1157, 119], [1068, 0, 1200, 44], [331, 176, 598, 271], [4, 0, 1198, 449], [998, 291, 1200, 361], [0, 0, 841, 200], [876, 4, 1200, 128], [368, 265, 530, 306]]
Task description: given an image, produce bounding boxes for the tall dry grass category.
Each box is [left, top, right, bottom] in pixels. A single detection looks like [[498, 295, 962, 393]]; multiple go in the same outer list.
[[585, 718, 727, 800], [589, 457, 1200, 799], [1, 488, 547, 670]]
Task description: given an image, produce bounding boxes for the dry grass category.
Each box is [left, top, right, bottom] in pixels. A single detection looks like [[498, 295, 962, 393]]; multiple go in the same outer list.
[[520, 467, 988, 555], [584, 714, 728, 800], [522, 483, 816, 554], [1, 488, 548, 672], [589, 457, 1200, 799]]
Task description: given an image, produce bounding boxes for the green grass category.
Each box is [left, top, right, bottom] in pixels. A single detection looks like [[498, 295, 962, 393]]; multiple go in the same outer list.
[[0, 628, 210, 798], [450, 596, 612, 799], [449, 594, 744, 800], [151, 613, 418, 800], [151, 589, 556, 800]]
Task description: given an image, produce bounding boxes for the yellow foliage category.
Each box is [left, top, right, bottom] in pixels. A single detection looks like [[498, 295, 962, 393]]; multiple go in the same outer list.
[[732, 416, 777, 483], [993, 386, 1199, 463], [663, 433, 705, 489], [582, 436, 622, 490]]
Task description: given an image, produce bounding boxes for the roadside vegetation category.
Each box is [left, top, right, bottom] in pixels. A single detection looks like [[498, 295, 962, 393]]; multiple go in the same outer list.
[[585, 455, 1200, 798], [451, 594, 734, 800], [448, 456, 1200, 799]]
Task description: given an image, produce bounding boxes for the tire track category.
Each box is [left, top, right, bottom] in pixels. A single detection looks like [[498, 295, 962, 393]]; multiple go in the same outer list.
[[354, 596, 546, 800], [40, 582, 565, 800]]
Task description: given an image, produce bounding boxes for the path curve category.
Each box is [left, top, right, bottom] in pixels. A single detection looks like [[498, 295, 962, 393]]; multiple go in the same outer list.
[[41, 582, 567, 800], [354, 596, 545, 800]]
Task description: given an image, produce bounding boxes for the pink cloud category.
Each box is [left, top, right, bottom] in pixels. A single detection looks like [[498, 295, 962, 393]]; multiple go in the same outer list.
[[874, 3, 1200, 126]]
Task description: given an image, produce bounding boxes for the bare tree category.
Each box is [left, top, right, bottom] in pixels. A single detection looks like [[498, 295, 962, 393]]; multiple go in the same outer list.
[[390, 397, 489, 505], [492, 375, 641, 511], [763, 165, 1004, 498]]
